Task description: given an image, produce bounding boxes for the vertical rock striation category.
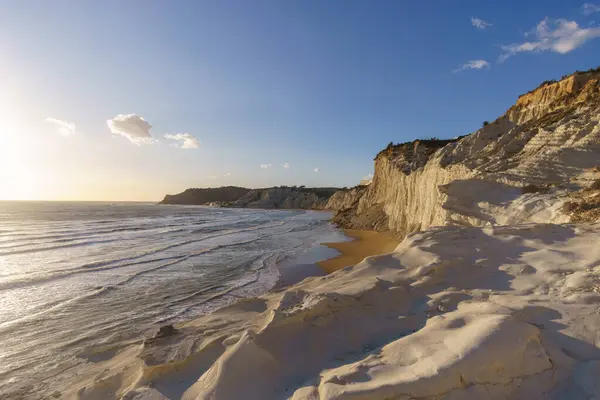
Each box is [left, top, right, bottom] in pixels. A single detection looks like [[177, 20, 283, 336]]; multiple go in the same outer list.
[[328, 68, 600, 235]]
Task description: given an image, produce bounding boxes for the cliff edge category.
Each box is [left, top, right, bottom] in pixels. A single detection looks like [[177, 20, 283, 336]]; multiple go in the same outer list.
[[328, 67, 600, 235]]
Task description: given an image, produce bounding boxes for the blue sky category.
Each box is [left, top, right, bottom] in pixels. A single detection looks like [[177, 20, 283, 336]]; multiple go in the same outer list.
[[1, 0, 600, 200]]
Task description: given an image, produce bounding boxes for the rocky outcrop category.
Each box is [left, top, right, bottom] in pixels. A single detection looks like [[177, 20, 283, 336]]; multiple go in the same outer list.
[[161, 186, 340, 210], [160, 186, 250, 205], [328, 67, 600, 235], [324, 186, 367, 212]]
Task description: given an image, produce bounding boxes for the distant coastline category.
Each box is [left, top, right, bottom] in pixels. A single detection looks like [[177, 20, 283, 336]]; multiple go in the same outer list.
[[160, 185, 342, 210]]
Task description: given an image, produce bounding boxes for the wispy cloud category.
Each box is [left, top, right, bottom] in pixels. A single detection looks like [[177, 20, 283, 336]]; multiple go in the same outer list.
[[107, 114, 155, 145], [313, 167, 319, 173], [283, 163, 290, 169], [471, 17, 492, 29], [364, 173, 374, 180], [164, 133, 200, 149], [500, 18, 600, 61], [45, 118, 78, 137], [582, 3, 600, 15], [453, 59, 490, 73], [224, 172, 231, 177], [260, 164, 272, 169]]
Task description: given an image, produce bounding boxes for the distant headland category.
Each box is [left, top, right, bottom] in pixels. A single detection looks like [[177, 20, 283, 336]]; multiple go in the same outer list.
[[160, 185, 342, 210]]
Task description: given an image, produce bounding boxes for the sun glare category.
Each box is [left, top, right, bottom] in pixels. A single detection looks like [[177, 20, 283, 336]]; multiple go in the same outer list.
[[0, 114, 38, 201]]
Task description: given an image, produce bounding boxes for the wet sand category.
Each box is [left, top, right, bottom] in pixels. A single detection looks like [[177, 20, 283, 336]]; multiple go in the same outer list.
[[318, 229, 400, 273]]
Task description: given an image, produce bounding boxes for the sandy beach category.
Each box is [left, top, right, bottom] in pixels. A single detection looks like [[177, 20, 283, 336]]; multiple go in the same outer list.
[[318, 229, 400, 273]]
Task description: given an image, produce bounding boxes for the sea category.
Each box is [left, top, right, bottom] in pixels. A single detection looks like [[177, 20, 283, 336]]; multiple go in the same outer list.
[[0, 201, 346, 395]]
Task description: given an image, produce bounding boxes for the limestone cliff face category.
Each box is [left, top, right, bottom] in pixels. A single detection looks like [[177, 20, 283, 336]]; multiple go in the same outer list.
[[508, 72, 599, 124], [325, 186, 367, 212], [328, 68, 600, 234]]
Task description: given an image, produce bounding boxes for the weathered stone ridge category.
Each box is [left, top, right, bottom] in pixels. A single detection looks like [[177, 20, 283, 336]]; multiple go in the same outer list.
[[327, 68, 600, 235]]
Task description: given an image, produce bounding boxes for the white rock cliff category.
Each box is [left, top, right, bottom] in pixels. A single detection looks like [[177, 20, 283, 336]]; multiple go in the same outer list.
[[329, 69, 600, 234]]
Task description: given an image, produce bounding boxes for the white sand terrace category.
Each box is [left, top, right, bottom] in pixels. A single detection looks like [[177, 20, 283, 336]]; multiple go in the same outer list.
[[63, 222, 600, 399]]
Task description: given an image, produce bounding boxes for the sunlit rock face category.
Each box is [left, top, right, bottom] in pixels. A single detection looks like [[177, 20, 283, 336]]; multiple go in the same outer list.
[[328, 69, 600, 235]]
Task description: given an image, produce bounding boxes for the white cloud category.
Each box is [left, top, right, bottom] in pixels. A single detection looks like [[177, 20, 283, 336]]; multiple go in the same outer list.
[[364, 173, 374, 180], [224, 172, 231, 176], [208, 175, 218, 180], [260, 164, 272, 169], [107, 114, 155, 145], [453, 60, 490, 73], [313, 167, 319, 173], [500, 18, 600, 61], [582, 3, 600, 15], [164, 133, 200, 149], [283, 163, 290, 169], [471, 17, 492, 29], [45, 118, 77, 137]]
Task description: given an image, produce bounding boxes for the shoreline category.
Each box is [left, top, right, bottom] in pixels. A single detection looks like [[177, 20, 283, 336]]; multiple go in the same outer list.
[[271, 220, 346, 289], [318, 228, 400, 273], [30, 223, 600, 399], [272, 227, 398, 288]]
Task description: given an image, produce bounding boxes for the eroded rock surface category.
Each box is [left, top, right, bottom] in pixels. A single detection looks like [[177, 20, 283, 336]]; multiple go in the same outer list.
[[328, 69, 600, 234]]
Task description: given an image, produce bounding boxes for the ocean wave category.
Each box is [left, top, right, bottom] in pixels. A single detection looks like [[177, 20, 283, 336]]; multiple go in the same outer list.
[[0, 218, 285, 258], [153, 274, 263, 324], [0, 235, 266, 291], [0, 237, 122, 256], [0, 224, 188, 247], [0, 285, 112, 334], [0, 235, 271, 334]]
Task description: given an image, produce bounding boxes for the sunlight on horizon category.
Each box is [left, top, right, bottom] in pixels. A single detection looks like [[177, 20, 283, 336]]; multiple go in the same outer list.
[[0, 100, 40, 201]]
